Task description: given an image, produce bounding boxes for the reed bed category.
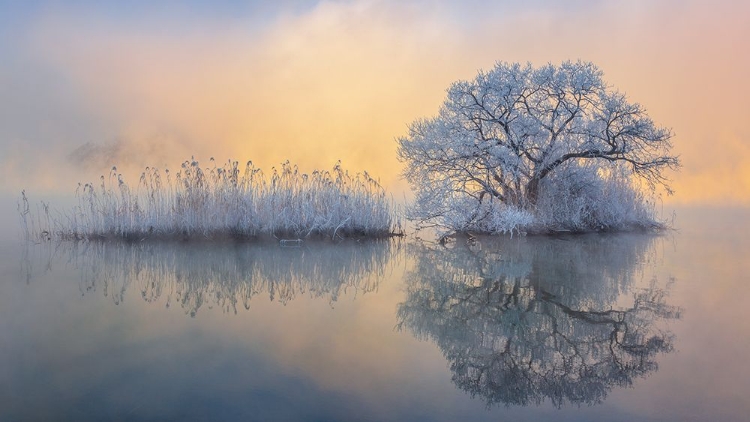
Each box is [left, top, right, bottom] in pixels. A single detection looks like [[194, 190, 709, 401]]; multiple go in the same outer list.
[[20, 158, 398, 241]]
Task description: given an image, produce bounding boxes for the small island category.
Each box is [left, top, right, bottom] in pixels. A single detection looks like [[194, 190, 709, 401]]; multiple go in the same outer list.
[[20, 159, 399, 242]]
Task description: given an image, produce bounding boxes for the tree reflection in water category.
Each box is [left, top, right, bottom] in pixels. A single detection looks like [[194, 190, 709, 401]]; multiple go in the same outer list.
[[398, 234, 680, 407], [52, 240, 396, 316]]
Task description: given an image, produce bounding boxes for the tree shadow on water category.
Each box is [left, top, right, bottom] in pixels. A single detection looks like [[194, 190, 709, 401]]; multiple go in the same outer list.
[[397, 234, 681, 408]]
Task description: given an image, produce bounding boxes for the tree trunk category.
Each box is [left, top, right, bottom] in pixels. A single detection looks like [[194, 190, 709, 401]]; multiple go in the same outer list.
[[525, 177, 540, 208]]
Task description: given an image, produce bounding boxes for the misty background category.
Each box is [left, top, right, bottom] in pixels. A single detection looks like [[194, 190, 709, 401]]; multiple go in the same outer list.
[[1, 0, 748, 211]]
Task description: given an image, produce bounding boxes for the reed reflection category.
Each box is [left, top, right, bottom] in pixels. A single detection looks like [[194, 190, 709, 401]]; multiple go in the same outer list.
[[398, 234, 680, 407], [53, 240, 395, 316]]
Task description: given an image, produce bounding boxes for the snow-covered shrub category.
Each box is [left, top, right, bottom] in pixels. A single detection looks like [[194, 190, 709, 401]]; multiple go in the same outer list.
[[534, 162, 661, 232], [407, 188, 532, 237], [484, 204, 534, 236], [405, 160, 662, 235]]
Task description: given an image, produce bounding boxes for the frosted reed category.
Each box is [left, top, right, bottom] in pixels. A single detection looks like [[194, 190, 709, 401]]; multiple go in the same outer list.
[[21, 158, 398, 241]]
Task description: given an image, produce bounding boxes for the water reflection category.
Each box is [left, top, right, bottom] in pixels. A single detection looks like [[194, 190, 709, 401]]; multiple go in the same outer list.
[[398, 234, 681, 407], [32, 240, 396, 316]]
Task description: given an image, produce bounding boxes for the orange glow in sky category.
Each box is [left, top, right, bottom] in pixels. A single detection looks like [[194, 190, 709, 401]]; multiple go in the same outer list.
[[1, 0, 748, 205]]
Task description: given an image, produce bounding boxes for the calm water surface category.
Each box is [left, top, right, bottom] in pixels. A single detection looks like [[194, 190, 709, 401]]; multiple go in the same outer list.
[[1, 208, 748, 421]]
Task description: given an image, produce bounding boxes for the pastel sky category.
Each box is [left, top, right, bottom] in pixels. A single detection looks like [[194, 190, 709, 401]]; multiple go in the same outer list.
[[1, 0, 748, 205]]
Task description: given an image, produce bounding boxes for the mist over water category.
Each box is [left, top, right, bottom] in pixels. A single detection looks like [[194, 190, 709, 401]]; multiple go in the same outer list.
[[3, 207, 749, 421]]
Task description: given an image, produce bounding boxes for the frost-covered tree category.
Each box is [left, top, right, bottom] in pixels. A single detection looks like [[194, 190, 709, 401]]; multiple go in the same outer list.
[[397, 61, 679, 233]]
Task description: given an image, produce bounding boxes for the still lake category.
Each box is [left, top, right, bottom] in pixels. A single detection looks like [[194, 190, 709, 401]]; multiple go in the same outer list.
[[1, 207, 748, 421]]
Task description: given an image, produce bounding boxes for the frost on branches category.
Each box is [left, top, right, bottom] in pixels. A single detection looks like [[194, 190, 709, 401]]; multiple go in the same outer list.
[[397, 61, 679, 234]]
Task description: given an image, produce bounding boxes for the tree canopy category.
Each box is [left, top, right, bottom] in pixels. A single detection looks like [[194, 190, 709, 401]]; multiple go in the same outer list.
[[398, 61, 679, 234]]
